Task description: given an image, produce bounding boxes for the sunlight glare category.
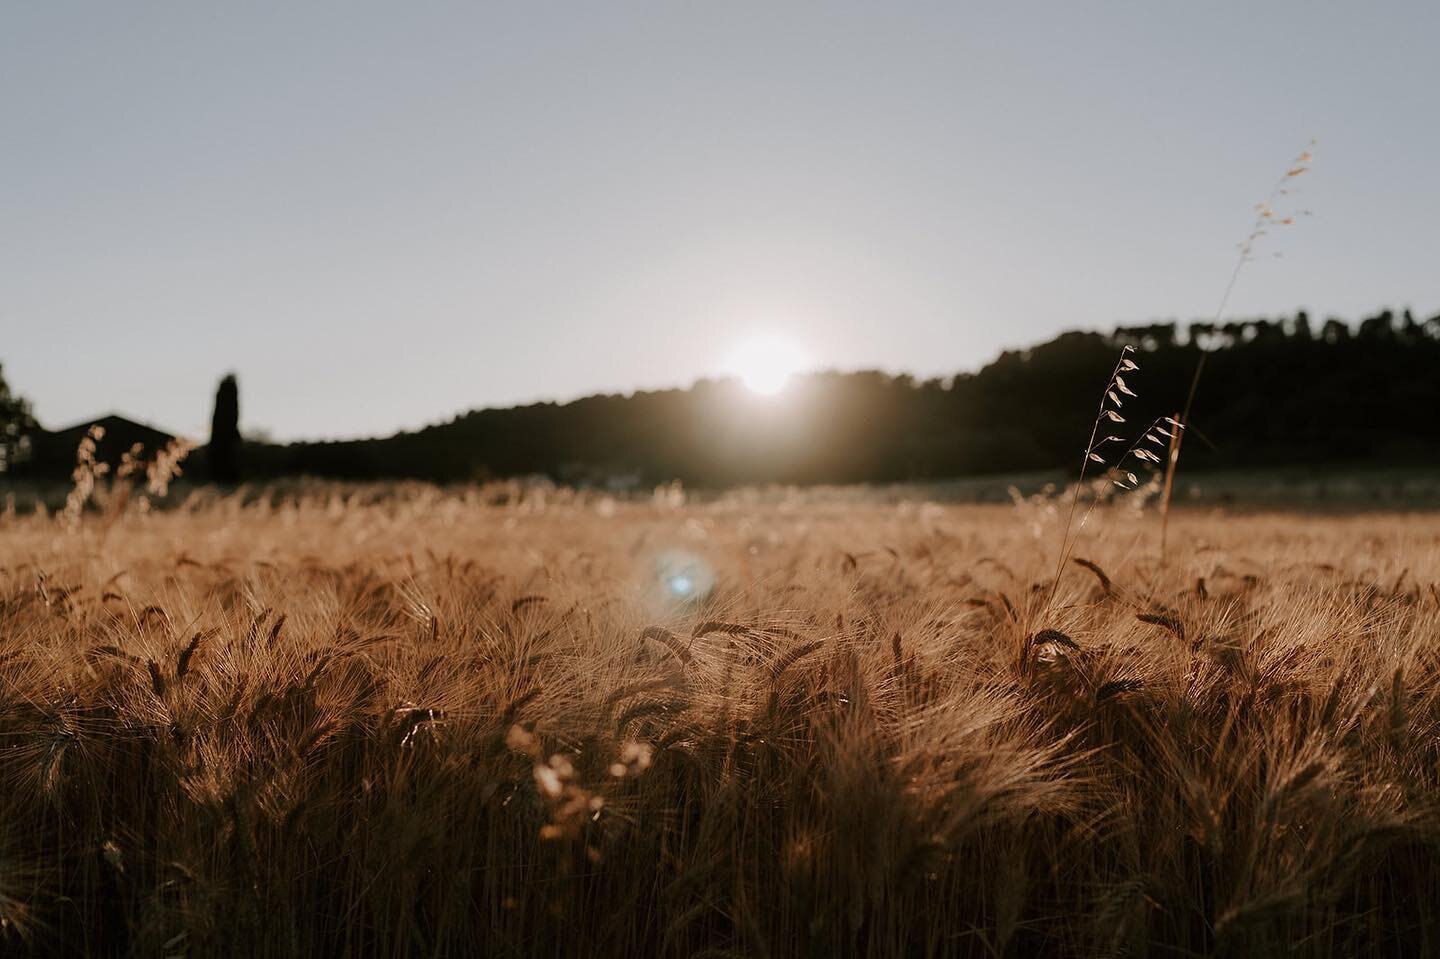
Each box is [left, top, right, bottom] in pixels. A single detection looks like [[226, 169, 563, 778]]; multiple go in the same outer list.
[[727, 335, 809, 395]]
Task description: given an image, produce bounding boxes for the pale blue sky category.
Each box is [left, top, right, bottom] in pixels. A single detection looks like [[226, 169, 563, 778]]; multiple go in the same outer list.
[[3, 2, 1437, 440]]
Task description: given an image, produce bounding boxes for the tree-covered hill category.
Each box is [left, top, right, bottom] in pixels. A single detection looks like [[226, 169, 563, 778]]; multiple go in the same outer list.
[[9, 308, 1438, 488], [242, 308, 1440, 486]]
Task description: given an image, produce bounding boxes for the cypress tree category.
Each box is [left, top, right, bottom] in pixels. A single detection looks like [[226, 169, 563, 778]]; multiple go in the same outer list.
[[208, 373, 241, 484]]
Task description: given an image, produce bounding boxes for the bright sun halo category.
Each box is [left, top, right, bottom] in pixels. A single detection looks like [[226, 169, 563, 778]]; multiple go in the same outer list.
[[727, 335, 809, 395]]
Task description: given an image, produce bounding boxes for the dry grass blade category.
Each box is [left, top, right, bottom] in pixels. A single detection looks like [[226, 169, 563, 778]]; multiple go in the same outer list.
[[1096, 678, 1143, 703], [246, 608, 272, 644], [176, 629, 215, 679], [1071, 557, 1114, 597], [615, 699, 683, 730], [770, 640, 825, 683], [640, 626, 693, 665], [1135, 611, 1186, 643], [511, 594, 546, 615], [603, 676, 684, 711], [146, 659, 166, 697], [1318, 674, 1346, 728], [137, 605, 168, 628], [266, 613, 288, 649], [86, 645, 141, 666], [1388, 666, 1407, 751], [692, 621, 752, 639], [498, 686, 542, 726], [763, 639, 826, 718], [1031, 629, 1080, 651]]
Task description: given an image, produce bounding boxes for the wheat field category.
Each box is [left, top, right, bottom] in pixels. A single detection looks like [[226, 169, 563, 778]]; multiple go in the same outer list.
[[2, 485, 1439, 957]]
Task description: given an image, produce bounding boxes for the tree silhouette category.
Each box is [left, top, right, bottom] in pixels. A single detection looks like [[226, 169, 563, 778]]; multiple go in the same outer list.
[[208, 373, 241, 484], [0, 363, 36, 475], [1292, 310, 1313, 341], [11, 307, 1438, 487], [228, 307, 1440, 487]]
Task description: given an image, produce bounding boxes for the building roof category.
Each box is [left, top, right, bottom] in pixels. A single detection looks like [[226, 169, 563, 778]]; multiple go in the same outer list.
[[44, 413, 175, 443], [23, 413, 180, 477]]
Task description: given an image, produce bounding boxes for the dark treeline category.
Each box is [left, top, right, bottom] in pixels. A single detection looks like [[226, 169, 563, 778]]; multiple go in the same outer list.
[[241, 308, 1440, 487]]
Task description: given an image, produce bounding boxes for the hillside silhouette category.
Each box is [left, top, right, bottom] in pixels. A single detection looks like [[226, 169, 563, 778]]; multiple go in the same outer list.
[[241, 308, 1438, 486], [8, 308, 1438, 488]]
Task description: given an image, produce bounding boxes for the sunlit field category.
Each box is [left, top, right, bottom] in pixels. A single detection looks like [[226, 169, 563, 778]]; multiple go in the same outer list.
[[3, 485, 1439, 957]]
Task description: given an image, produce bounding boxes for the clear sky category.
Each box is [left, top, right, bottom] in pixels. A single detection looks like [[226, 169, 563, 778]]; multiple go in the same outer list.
[[3, 2, 1437, 441]]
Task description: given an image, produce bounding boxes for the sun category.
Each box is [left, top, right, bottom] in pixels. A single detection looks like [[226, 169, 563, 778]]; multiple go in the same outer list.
[[726, 334, 809, 395]]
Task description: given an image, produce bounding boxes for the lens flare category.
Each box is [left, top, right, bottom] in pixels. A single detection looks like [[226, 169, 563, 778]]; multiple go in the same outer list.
[[651, 549, 713, 608]]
